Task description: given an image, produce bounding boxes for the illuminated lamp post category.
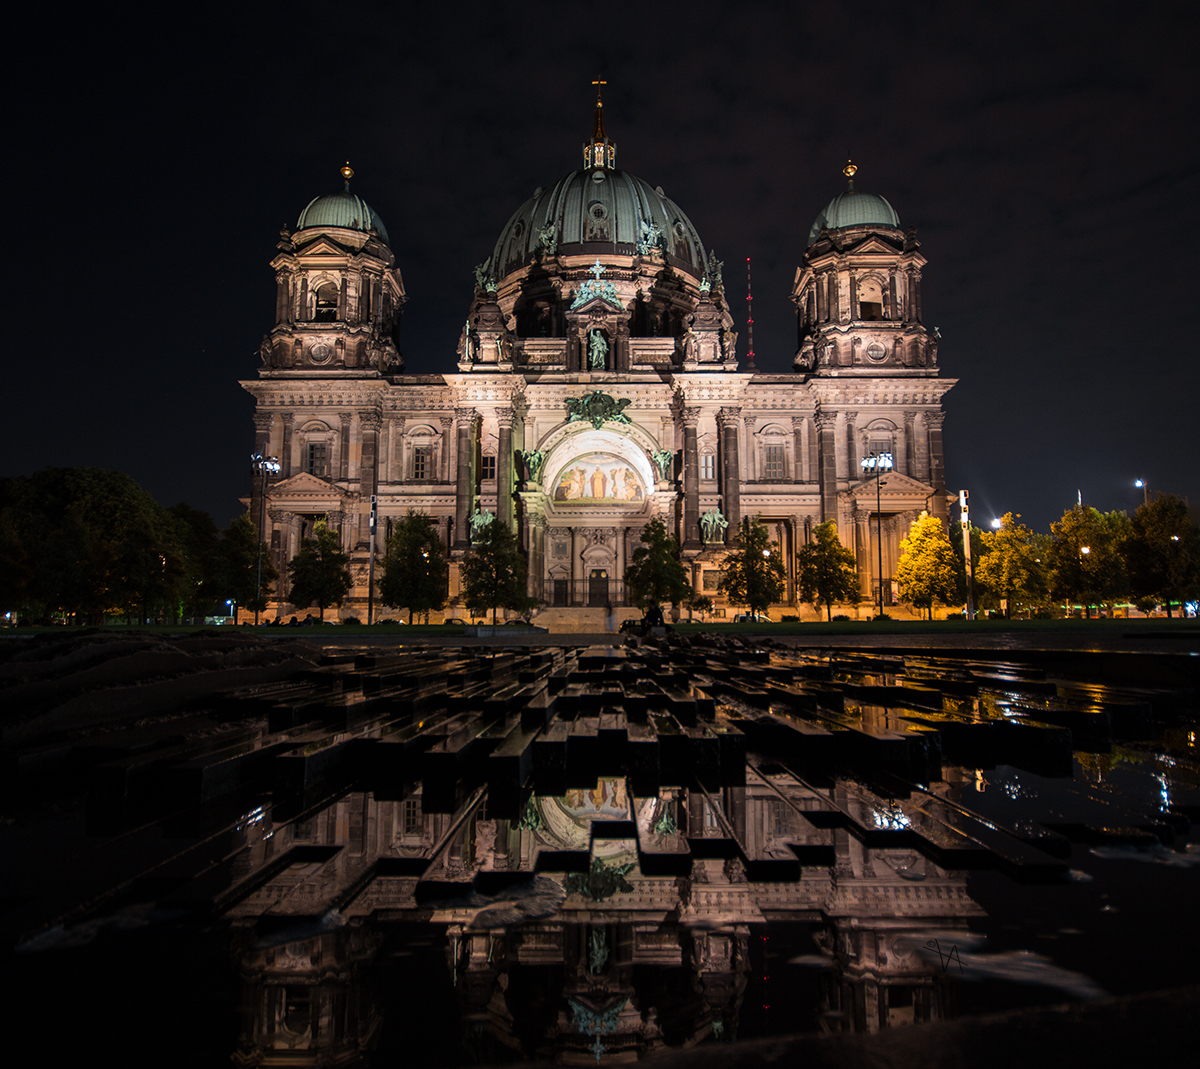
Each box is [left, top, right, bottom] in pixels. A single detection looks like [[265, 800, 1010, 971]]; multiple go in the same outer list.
[[251, 454, 281, 625], [860, 452, 894, 619], [1135, 479, 1148, 506]]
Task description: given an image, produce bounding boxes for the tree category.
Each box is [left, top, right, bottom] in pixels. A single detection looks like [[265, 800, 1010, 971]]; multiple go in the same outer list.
[[379, 510, 449, 622], [460, 520, 537, 624], [1121, 495, 1200, 617], [1047, 505, 1129, 617], [624, 518, 692, 610], [0, 467, 185, 624], [169, 502, 221, 619], [796, 520, 861, 621], [896, 512, 959, 619], [214, 513, 278, 616], [287, 521, 352, 620], [975, 512, 1048, 618], [718, 516, 785, 616], [687, 595, 714, 622]]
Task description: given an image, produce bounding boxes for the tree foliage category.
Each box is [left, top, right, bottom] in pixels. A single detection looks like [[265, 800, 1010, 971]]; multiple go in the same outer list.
[[0, 467, 187, 622], [624, 518, 692, 609], [795, 520, 861, 621], [975, 512, 1048, 617], [896, 512, 959, 619], [1121, 495, 1200, 616], [1047, 505, 1130, 616], [717, 517, 785, 615], [460, 520, 536, 624], [379, 510, 449, 622], [213, 513, 278, 615], [287, 521, 352, 620]]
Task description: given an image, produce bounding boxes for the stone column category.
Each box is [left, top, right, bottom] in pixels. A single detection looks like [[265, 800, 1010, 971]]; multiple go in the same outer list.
[[718, 408, 742, 536], [496, 406, 514, 532], [903, 414, 916, 478], [926, 411, 949, 522], [275, 272, 290, 325], [297, 276, 308, 322], [279, 413, 295, 479], [453, 408, 476, 548], [856, 509, 872, 597], [269, 509, 289, 607], [531, 515, 546, 602], [439, 417, 453, 483], [914, 413, 930, 483], [913, 270, 923, 322], [391, 416, 405, 484], [337, 412, 353, 481], [845, 411, 859, 478], [570, 526, 582, 605], [358, 412, 381, 545], [792, 416, 806, 484], [816, 410, 839, 526], [615, 525, 626, 604], [743, 416, 757, 481], [682, 407, 701, 547], [338, 275, 348, 320], [848, 270, 858, 320]]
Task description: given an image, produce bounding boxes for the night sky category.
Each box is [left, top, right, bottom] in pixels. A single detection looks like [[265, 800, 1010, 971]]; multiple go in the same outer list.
[[10, 1, 1198, 533]]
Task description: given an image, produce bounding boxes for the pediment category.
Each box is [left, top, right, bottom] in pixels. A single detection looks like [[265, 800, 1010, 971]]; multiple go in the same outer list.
[[565, 294, 626, 317], [849, 469, 931, 499], [846, 236, 902, 256], [268, 472, 351, 499], [293, 235, 353, 259]]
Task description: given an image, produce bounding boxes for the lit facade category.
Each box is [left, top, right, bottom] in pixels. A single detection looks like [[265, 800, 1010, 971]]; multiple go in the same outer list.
[[241, 111, 954, 624]]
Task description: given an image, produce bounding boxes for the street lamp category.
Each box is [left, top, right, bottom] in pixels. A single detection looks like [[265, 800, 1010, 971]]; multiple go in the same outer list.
[[252, 454, 281, 625], [990, 517, 1002, 530], [860, 451, 894, 619], [1135, 479, 1148, 506], [226, 598, 236, 625]]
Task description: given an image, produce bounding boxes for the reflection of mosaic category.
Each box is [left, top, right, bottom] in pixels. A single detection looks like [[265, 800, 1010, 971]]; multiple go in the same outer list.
[[552, 453, 644, 503], [535, 779, 649, 865]]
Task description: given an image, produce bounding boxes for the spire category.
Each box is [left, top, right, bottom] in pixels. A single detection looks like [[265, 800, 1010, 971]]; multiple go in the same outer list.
[[341, 161, 354, 192], [843, 158, 857, 191], [583, 80, 616, 170]]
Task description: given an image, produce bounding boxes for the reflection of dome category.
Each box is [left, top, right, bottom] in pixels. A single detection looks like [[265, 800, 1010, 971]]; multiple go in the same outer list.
[[491, 169, 707, 279], [297, 190, 390, 245], [807, 189, 900, 246]]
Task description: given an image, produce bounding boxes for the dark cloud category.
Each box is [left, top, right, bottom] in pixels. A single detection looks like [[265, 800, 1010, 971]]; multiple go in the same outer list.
[[7, 1, 1198, 529]]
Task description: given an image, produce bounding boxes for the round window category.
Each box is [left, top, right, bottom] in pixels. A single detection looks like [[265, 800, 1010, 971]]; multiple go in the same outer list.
[[310, 342, 332, 364], [589, 201, 609, 221], [866, 342, 887, 362]]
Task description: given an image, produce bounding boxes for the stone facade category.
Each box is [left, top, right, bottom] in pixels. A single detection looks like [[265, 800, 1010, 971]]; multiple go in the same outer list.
[[242, 121, 954, 623]]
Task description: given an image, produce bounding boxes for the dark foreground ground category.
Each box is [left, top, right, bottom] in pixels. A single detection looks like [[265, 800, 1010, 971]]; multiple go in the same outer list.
[[1, 624, 1197, 1067]]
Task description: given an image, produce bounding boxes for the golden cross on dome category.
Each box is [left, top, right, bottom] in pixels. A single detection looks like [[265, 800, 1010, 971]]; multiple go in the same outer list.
[[341, 161, 354, 191], [592, 79, 606, 105], [843, 159, 857, 188]]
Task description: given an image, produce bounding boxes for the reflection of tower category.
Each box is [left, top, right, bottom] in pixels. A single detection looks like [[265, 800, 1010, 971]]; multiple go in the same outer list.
[[230, 927, 383, 1067]]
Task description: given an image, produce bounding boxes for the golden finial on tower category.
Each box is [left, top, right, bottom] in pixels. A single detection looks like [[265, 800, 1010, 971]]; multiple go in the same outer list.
[[341, 161, 354, 190], [584, 81, 615, 169], [843, 159, 857, 188]]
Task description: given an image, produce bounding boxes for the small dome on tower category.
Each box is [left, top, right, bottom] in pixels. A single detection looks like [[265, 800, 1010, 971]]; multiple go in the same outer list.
[[296, 162, 391, 245], [807, 160, 900, 245]]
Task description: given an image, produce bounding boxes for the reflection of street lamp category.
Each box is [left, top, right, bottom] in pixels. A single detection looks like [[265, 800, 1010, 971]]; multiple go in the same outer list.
[[860, 452, 894, 619], [252, 454, 281, 625]]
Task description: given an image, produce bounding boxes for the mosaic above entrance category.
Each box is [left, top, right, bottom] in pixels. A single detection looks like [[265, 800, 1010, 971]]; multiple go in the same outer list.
[[552, 452, 646, 503]]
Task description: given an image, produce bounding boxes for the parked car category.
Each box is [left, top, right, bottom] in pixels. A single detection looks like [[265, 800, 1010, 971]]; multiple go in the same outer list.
[[733, 612, 772, 623]]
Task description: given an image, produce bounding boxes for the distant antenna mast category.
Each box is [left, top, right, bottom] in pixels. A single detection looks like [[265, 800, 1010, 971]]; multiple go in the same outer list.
[[745, 257, 756, 370]]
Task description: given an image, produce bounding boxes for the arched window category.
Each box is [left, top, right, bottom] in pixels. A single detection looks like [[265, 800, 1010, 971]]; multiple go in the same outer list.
[[314, 282, 338, 322], [858, 277, 885, 321]]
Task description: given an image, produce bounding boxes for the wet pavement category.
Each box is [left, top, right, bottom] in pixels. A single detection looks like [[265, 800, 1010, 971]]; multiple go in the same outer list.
[[1, 629, 1197, 1065]]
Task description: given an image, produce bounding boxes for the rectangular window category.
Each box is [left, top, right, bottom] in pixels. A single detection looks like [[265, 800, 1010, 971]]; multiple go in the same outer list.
[[701, 454, 716, 480], [764, 444, 785, 480], [305, 442, 329, 478], [412, 445, 431, 480], [402, 798, 421, 836], [480, 455, 496, 480]]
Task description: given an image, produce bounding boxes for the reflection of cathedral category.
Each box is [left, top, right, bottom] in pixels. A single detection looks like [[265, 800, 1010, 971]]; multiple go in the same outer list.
[[226, 776, 982, 1065], [242, 93, 954, 622]]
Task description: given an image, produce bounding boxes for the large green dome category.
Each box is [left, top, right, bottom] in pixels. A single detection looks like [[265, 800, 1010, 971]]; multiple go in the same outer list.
[[807, 189, 900, 246], [491, 167, 707, 279], [296, 190, 390, 246]]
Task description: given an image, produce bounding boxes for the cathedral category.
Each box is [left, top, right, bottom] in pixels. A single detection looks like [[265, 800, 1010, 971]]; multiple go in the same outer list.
[[242, 95, 954, 626]]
